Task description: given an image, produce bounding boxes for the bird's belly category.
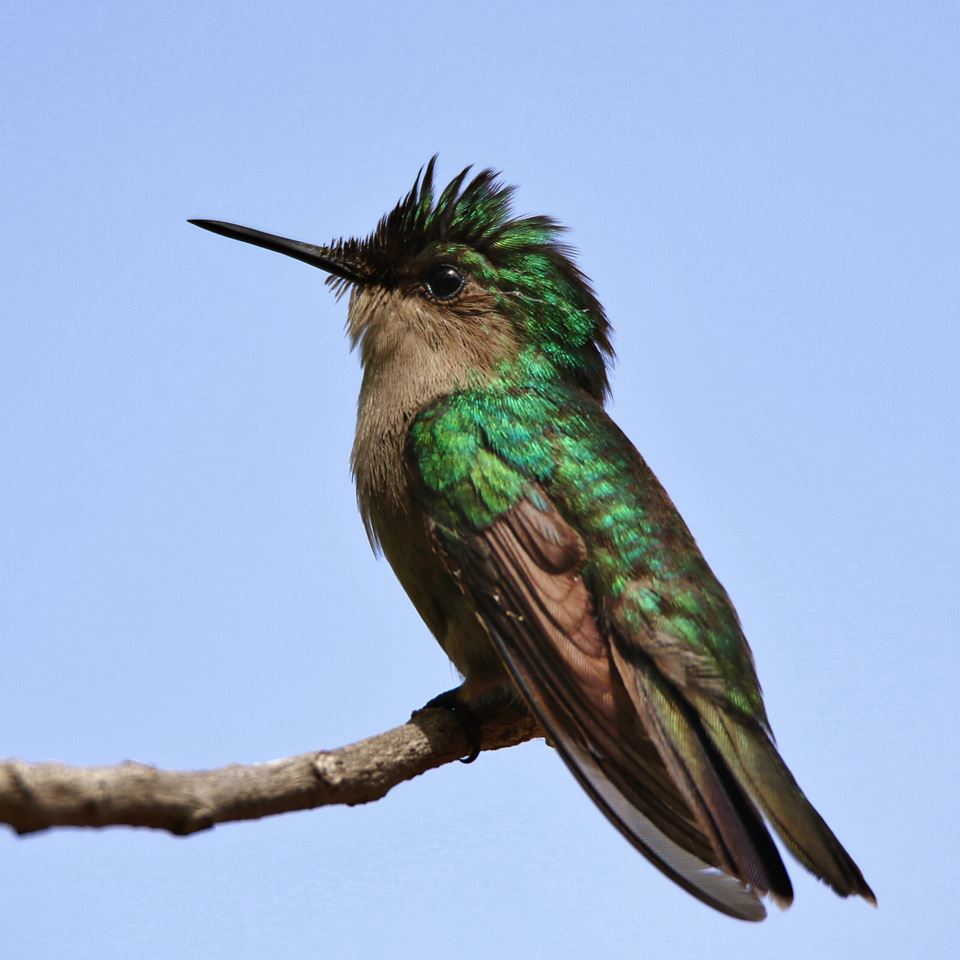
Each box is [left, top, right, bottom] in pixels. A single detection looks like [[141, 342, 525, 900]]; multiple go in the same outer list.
[[373, 500, 510, 689]]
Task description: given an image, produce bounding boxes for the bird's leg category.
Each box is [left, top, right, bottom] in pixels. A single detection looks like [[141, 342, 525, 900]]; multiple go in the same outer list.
[[417, 675, 524, 764], [420, 686, 484, 763]]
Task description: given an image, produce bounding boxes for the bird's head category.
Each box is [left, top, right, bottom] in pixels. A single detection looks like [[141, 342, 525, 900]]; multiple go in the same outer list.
[[191, 158, 613, 400]]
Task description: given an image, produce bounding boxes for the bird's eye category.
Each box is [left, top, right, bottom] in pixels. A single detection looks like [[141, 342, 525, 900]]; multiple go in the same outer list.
[[423, 264, 465, 300]]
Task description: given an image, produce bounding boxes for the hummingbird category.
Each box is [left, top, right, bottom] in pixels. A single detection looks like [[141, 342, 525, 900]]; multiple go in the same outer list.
[[190, 159, 874, 920]]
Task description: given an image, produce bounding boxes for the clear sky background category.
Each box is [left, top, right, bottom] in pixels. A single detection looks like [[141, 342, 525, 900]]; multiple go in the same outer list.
[[2, 2, 957, 958]]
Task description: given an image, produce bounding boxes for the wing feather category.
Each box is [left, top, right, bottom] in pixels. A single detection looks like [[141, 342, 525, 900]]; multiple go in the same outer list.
[[410, 388, 872, 913], [429, 492, 777, 919]]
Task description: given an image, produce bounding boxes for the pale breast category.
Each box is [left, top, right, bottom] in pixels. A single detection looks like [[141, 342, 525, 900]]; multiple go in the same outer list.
[[346, 284, 516, 683]]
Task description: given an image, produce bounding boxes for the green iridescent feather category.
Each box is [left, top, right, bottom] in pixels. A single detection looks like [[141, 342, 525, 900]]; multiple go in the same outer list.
[[410, 380, 767, 722]]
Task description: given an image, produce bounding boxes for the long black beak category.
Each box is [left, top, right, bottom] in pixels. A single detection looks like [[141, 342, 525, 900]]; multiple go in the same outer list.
[[188, 219, 363, 284]]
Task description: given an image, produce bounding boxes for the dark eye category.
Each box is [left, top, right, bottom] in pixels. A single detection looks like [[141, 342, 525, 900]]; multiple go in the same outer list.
[[423, 263, 465, 300]]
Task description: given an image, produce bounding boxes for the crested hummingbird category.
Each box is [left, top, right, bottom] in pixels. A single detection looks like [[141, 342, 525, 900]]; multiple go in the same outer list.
[[190, 159, 874, 920]]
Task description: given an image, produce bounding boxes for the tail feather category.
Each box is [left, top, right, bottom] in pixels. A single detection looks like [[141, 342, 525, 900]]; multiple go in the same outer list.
[[697, 700, 876, 904], [565, 739, 768, 921], [611, 646, 794, 906]]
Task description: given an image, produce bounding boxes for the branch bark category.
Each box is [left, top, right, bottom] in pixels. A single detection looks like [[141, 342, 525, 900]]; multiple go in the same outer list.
[[0, 703, 541, 837]]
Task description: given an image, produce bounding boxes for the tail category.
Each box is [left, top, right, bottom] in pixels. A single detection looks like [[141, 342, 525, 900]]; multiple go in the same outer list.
[[611, 649, 794, 909], [695, 698, 877, 904], [611, 645, 874, 909]]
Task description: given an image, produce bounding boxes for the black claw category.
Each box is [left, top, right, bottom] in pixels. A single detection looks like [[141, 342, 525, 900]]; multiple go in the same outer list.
[[422, 688, 483, 763]]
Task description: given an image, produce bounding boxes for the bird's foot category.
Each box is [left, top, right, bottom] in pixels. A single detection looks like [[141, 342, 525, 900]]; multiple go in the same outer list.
[[420, 687, 483, 764]]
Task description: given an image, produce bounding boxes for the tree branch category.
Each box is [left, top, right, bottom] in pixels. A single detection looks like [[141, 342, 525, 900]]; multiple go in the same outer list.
[[0, 703, 542, 837]]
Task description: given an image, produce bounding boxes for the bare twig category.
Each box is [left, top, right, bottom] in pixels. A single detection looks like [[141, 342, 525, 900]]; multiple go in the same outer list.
[[0, 703, 541, 837]]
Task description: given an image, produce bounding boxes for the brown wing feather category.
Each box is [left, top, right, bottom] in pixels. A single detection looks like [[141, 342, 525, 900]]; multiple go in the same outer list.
[[431, 490, 782, 919], [483, 505, 713, 853]]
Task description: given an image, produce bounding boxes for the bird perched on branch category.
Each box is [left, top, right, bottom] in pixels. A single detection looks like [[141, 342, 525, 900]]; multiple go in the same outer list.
[[191, 159, 874, 920]]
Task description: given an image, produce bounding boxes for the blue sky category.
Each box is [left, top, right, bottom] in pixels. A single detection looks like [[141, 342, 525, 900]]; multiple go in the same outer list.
[[2, 2, 957, 957]]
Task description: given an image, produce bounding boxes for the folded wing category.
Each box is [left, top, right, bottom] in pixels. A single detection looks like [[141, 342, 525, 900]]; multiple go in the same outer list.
[[427, 491, 790, 919]]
